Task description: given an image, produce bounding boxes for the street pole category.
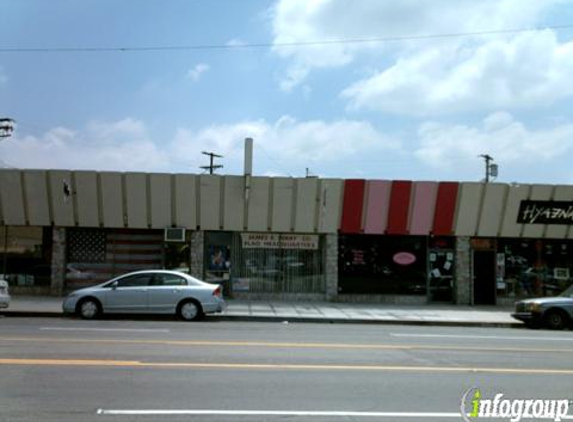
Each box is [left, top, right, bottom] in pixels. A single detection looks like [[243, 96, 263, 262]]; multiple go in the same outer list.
[[200, 151, 223, 174], [479, 154, 494, 183]]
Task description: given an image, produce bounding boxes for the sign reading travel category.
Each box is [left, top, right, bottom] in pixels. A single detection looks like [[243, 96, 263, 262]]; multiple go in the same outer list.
[[241, 233, 319, 250], [517, 200, 573, 224]]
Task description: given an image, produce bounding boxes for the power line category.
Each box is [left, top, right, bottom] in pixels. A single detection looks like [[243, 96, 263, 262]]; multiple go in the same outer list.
[[1, 24, 572, 53]]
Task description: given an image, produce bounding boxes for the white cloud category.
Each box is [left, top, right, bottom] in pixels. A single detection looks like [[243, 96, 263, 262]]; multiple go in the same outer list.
[[414, 112, 573, 175], [187, 63, 210, 82], [170, 115, 399, 174], [271, 0, 570, 106], [227, 39, 247, 47], [0, 117, 398, 176], [0, 119, 170, 171], [342, 31, 573, 116]]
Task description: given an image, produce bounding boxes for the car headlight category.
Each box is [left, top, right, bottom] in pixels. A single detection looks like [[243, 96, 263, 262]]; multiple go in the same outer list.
[[525, 302, 542, 312]]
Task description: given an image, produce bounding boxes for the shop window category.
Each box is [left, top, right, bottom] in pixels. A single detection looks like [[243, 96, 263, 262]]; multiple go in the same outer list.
[[66, 229, 163, 289], [0, 226, 52, 287], [229, 233, 324, 294], [497, 239, 573, 298], [339, 235, 427, 295]]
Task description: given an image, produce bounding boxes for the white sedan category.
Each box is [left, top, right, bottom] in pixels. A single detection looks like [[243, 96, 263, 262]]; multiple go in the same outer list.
[[63, 270, 225, 321]]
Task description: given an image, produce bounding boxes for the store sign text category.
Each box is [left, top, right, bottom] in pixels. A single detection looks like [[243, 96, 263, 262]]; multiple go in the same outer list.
[[517, 201, 573, 225], [241, 233, 319, 250]]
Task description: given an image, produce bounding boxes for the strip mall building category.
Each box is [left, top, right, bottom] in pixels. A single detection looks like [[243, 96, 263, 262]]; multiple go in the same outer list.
[[1, 169, 572, 306]]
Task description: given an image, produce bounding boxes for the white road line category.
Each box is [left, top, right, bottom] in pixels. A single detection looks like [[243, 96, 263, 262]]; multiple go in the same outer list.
[[96, 409, 461, 418], [40, 327, 170, 333], [390, 333, 573, 342]]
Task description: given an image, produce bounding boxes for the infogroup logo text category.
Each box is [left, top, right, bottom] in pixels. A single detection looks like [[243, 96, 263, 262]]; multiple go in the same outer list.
[[461, 388, 571, 422]]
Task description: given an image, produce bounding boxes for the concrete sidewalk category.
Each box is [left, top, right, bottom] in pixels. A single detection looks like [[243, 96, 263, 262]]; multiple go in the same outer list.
[[0, 295, 522, 328]]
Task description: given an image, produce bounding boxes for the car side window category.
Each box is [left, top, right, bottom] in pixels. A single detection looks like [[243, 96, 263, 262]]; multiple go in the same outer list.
[[153, 274, 188, 286], [116, 274, 152, 288]]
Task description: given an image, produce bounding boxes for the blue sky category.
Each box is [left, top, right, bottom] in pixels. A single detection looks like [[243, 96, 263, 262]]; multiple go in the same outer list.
[[2, 0, 573, 183]]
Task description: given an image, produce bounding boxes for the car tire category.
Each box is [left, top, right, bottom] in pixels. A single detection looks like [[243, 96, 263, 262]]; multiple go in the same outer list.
[[177, 299, 203, 321], [77, 298, 101, 320], [543, 309, 569, 330]]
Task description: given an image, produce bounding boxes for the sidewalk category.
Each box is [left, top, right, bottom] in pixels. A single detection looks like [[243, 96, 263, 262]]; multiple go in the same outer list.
[[0, 295, 522, 328]]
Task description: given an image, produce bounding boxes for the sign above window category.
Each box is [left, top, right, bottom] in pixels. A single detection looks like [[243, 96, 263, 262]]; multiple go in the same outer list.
[[241, 233, 319, 250], [517, 201, 573, 225]]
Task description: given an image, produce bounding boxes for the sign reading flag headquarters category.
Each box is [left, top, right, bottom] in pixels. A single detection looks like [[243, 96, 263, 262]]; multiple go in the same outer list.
[[517, 201, 573, 225], [241, 233, 319, 250]]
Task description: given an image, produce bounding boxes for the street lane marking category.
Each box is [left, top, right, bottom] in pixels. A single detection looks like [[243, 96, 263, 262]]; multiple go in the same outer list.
[[0, 359, 141, 366], [2, 336, 573, 354], [2, 358, 573, 375], [391, 333, 573, 341], [40, 327, 171, 333], [96, 409, 463, 418]]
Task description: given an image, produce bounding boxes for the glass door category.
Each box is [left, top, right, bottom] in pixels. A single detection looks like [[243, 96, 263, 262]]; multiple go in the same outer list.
[[428, 249, 454, 303]]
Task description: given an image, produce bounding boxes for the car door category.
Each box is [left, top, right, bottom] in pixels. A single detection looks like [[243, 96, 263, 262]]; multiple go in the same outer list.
[[147, 273, 189, 313], [104, 273, 152, 313]]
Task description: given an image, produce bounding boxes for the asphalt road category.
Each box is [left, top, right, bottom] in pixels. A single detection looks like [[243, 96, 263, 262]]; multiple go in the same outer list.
[[1, 316, 573, 422]]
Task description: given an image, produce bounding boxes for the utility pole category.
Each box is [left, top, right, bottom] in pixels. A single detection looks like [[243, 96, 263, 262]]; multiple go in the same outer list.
[[479, 154, 498, 183], [200, 151, 223, 174], [0, 118, 15, 138]]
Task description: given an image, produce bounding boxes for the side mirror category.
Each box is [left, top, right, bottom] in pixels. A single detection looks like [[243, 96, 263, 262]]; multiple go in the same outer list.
[[110, 281, 118, 290]]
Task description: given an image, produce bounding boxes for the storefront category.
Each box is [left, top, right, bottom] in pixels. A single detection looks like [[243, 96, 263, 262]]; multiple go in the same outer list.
[[0, 226, 52, 293], [1, 169, 572, 305], [204, 232, 326, 299]]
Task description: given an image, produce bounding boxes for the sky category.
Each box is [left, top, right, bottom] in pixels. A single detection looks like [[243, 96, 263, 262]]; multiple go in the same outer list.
[[2, 0, 573, 184]]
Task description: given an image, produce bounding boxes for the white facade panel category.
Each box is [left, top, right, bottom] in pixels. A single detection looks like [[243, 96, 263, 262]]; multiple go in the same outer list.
[[271, 178, 294, 232], [125, 173, 148, 228], [174, 174, 197, 229], [23, 171, 50, 226], [199, 175, 221, 230], [247, 177, 270, 232], [223, 176, 245, 231], [318, 179, 343, 233], [49, 170, 75, 227], [100, 172, 124, 228], [150, 174, 172, 229], [75, 171, 99, 227], [454, 183, 484, 236]]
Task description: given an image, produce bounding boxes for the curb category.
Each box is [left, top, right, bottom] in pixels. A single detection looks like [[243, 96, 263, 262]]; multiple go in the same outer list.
[[1, 310, 523, 329]]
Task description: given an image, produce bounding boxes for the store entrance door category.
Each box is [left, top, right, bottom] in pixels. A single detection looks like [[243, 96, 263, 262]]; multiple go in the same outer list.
[[428, 249, 454, 303], [473, 250, 496, 305]]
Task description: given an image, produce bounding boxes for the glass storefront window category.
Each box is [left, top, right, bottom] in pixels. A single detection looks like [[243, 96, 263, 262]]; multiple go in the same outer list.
[[339, 235, 427, 295], [228, 233, 324, 294], [0, 226, 52, 287], [497, 239, 573, 298]]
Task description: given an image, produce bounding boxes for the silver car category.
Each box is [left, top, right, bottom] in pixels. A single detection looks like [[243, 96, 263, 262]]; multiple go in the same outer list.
[[63, 270, 225, 321], [512, 284, 573, 330], [0, 279, 10, 309]]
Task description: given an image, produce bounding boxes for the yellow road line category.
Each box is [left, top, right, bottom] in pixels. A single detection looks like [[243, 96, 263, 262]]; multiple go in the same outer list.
[[0, 358, 571, 375], [1, 336, 572, 354]]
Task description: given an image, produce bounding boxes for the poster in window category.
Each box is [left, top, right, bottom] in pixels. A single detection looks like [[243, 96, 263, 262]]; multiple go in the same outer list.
[[209, 246, 230, 271]]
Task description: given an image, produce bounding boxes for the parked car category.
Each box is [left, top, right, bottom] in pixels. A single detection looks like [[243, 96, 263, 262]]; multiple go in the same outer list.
[[512, 284, 573, 329], [62, 270, 226, 321], [0, 279, 10, 309]]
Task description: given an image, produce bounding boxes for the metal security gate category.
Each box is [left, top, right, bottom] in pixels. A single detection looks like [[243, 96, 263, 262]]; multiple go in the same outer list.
[[230, 233, 325, 294]]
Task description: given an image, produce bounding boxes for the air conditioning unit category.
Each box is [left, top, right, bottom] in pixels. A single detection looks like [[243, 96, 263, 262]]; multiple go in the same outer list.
[[164, 228, 186, 242]]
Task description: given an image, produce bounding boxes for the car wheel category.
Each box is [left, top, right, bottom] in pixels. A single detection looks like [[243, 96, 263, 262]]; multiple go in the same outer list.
[[178, 300, 203, 321], [77, 298, 101, 320], [544, 309, 568, 330]]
